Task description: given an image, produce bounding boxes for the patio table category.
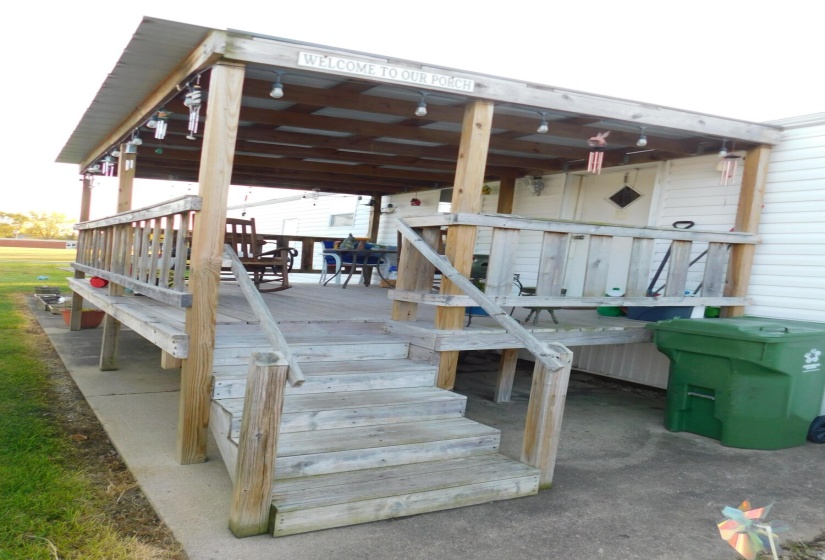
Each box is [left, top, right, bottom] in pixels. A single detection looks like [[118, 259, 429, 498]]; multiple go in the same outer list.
[[322, 248, 396, 288]]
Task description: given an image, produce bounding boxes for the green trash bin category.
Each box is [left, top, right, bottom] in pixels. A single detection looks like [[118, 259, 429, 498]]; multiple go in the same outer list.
[[648, 317, 825, 450]]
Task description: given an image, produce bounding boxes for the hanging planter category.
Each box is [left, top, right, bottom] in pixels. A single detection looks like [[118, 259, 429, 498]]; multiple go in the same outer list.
[[410, 197, 421, 206], [62, 309, 105, 329]]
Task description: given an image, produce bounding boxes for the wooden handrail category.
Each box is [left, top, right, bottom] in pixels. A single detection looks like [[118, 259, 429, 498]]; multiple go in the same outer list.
[[396, 220, 570, 372], [396, 218, 573, 486], [223, 245, 305, 387], [74, 195, 202, 230], [403, 212, 759, 244]]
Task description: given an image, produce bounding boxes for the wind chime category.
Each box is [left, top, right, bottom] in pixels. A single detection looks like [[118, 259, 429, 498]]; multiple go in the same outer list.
[[718, 141, 741, 186], [587, 131, 610, 174], [101, 153, 116, 177], [183, 75, 203, 140], [153, 108, 169, 140]]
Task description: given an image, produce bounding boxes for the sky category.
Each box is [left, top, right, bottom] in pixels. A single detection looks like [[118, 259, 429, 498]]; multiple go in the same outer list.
[[1, 0, 821, 220]]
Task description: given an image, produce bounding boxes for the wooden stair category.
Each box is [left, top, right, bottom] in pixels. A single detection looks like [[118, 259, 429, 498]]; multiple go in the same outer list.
[[209, 322, 539, 536]]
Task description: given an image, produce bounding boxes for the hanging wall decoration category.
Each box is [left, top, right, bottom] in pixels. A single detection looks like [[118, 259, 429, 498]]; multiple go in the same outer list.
[[587, 131, 610, 174]]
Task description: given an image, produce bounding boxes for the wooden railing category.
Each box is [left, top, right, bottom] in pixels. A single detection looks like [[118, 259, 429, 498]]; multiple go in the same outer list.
[[391, 213, 760, 487], [223, 246, 304, 536], [395, 219, 573, 487], [72, 195, 202, 307], [391, 213, 759, 313], [257, 234, 344, 273]]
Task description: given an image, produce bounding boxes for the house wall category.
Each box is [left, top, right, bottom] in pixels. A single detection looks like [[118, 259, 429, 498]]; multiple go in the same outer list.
[[577, 115, 825, 386], [748, 115, 825, 321], [574, 154, 745, 388], [226, 190, 373, 269]]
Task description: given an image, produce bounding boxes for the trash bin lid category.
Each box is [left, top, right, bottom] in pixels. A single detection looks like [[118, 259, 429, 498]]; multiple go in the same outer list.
[[647, 317, 825, 342]]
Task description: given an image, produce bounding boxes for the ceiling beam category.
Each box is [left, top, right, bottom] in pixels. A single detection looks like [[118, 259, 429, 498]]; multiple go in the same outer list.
[[223, 33, 782, 144]]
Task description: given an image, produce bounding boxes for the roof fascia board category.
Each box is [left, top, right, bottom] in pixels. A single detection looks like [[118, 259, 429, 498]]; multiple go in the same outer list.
[[80, 30, 228, 171], [223, 32, 782, 146]]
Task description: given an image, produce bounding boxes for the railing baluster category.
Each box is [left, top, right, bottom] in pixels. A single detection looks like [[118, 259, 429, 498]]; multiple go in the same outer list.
[[536, 232, 568, 296], [173, 212, 191, 290], [626, 237, 655, 297], [582, 235, 612, 297], [701, 242, 728, 297], [485, 227, 519, 296], [663, 240, 692, 296]]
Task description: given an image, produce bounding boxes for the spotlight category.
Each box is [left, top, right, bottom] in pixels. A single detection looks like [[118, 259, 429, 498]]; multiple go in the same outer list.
[[415, 93, 428, 117], [536, 112, 549, 134], [269, 72, 284, 99], [636, 126, 648, 147]]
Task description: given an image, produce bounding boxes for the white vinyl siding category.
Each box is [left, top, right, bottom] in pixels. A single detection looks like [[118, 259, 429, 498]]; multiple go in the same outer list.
[[747, 117, 825, 321]]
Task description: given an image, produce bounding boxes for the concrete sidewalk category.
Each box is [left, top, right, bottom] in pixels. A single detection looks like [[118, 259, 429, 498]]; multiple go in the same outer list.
[[35, 303, 824, 560]]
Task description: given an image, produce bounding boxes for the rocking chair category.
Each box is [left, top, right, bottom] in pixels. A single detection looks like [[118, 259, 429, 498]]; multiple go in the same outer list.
[[224, 218, 296, 292]]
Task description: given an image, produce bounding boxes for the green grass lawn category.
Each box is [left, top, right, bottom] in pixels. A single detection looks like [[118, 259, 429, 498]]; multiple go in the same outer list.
[[0, 255, 178, 559]]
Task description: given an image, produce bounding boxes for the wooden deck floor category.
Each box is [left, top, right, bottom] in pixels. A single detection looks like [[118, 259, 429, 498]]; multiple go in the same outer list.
[[218, 276, 650, 335]]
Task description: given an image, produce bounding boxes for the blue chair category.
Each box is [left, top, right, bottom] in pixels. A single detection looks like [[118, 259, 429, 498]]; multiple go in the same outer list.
[[318, 240, 341, 285]]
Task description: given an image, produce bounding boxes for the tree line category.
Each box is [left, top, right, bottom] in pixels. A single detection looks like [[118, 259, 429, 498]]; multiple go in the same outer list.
[[0, 212, 76, 240]]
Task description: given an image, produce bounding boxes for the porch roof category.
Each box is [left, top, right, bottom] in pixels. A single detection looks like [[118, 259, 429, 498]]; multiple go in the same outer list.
[[57, 16, 783, 198]]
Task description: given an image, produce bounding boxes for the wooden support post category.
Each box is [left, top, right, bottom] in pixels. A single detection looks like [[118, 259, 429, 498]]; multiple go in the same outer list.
[[160, 351, 182, 370], [496, 176, 516, 214], [70, 176, 94, 331], [178, 62, 245, 465], [100, 147, 135, 370], [435, 100, 494, 389], [117, 142, 136, 213], [722, 145, 771, 317], [229, 352, 288, 537], [494, 348, 519, 403], [391, 226, 440, 321], [369, 194, 382, 242], [521, 351, 573, 487]]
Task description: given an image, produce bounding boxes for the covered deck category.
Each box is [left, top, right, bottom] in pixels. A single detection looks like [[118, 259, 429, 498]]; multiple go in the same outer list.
[[56, 16, 776, 537]]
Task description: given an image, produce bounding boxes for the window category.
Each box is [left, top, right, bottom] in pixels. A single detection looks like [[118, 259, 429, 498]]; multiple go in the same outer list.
[[330, 213, 354, 227]]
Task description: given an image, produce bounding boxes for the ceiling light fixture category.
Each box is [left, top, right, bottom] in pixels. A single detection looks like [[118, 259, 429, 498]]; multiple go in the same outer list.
[[536, 112, 549, 134], [718, 139, 728, 157], [415, 93, 428, 117], [269, 72, 284, 99], [636, 126, 648, 147], [527, 175, 546, 196]]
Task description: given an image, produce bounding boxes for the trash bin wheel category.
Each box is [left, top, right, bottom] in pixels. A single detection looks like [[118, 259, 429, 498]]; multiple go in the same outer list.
[[808, 416, 825, 444]]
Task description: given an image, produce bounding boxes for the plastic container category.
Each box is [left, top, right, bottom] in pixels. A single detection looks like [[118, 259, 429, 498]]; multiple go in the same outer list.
[[597, 287, 625, 317], [649, 317, 825, 449]]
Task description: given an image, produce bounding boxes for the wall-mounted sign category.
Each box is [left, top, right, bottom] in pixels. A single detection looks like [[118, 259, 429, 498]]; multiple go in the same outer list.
[[298, 52, 475, 93]]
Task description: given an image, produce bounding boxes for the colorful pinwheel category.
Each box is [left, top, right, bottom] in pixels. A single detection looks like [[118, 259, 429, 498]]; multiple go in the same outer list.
[[717, 501, 787, 560]]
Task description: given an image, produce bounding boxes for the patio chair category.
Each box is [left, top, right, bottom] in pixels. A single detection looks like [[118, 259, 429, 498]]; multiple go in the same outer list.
[[318, 240, 341, 285], [224, 217, 296, 293]]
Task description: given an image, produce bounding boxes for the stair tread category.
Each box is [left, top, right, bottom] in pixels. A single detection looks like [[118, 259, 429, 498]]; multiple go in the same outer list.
[[273, 454, 538, 512], [233, 417, 498, 456], [216, 387, 464, 415], [213, 359, 433, 377]]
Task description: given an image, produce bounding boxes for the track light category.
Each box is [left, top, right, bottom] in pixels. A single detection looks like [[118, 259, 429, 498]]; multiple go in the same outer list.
[[415, 93, 428, 117], [536, 112, 549, 134], [269, 72, 284, 99], [636, 126, 648, 147]]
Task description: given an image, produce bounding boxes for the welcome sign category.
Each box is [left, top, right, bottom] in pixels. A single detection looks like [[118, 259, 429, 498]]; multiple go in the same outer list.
[[298, 52, 475, 93]]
